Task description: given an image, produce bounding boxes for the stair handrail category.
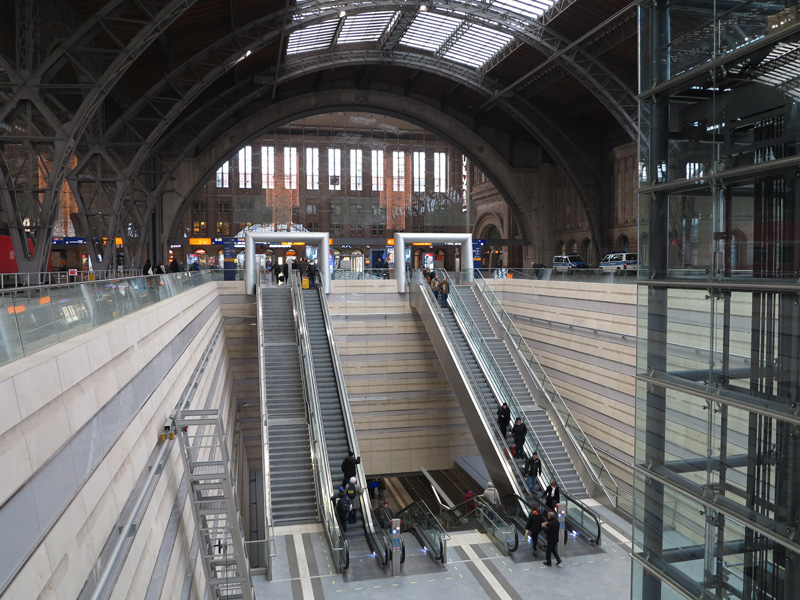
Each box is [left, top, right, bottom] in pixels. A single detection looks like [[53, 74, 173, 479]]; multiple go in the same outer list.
[[409, 273, 527, 496], [471, 272, 632, 516], [291, 273, 350, 571], [434, 270, 603, 543], [315, 282, 391, 567], [256, 271, 278, 579], [438, 271, 566, 492]]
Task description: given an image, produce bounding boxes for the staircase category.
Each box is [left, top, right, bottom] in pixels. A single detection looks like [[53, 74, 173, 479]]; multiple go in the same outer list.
[[261, 286, 317, 525], [456, 285, 587, 499], [175, 410, 253, 600]]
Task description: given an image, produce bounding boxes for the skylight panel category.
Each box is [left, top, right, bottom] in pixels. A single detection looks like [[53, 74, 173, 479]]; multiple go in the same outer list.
[[491, 0, 554, 20], [338, 12, 396, 45], [442, 23, 514, 69], [400, 12, 462, 52], [287, 20, 339, 54]]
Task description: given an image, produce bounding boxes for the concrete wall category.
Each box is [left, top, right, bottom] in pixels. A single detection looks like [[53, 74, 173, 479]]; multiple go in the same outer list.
[[486, 278, 637, 491], [0, 280, 253, 600], [328, 280, 479, 476]]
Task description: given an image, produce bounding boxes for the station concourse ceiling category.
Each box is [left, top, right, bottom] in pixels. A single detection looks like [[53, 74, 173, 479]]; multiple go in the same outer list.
[[0, 0, 639, 269]]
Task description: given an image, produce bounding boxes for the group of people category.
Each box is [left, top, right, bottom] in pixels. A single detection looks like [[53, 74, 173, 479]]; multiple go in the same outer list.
[[268, 256, 317, 287], [421, 268, 450, 307], [331, 451, 364, 533], [142, 259, 176, 275], [496, 403, 528, 459], [525, 507, 562, 566]]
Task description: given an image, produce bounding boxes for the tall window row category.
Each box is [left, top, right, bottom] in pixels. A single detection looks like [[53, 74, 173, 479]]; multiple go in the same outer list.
[[215, 145, 449, 193]]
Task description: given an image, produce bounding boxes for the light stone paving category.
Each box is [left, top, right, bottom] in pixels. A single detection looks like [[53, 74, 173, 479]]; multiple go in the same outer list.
[[253, 521, 632, 600]]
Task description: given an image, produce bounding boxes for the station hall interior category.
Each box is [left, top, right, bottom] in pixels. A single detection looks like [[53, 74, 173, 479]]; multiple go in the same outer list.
[[2, 1, 800, 599]]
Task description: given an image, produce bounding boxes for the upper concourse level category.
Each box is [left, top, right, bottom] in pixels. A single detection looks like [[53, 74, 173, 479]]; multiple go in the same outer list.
[[0, 273, 636, 599]]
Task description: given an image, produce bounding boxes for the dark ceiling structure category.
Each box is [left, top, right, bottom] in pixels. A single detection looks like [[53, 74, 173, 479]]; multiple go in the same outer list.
[[0, 0, 640, 272]]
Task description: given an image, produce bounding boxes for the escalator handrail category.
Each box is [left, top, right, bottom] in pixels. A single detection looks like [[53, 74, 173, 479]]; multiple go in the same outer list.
[[441, 270, 564, 491], [435, 497, 518, 553], [392, 500, 448, 562], [410, 274, 528, 500], [291, 273, 349, 571], [422, 271, 602, 545], [444, 272, 603, 543], [471, 272, 627, 514], [313, 282, 390, 567], [255, 271, 277, 578]]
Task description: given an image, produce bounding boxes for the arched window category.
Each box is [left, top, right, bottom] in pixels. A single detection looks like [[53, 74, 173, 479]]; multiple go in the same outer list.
[[581, 239, 593, 264], [617, 235, 630, 252], [555, 241, 565, 255], [568, 239, 578, 254]]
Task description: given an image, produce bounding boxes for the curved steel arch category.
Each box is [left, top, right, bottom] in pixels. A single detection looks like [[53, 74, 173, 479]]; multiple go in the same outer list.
[[160, 91, 537, 244], [160, 50, 605, 248]]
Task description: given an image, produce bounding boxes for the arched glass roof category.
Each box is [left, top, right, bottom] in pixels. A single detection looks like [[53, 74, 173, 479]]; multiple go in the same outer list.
[[287, 0, 557, 69]]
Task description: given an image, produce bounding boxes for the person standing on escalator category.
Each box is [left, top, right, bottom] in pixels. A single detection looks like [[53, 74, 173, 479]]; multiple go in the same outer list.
[[482, 481, 501, 510], [345, 477, 364, 524], [496, 403, 511, 439], [511, 417, 527, 459], [341, 451, 361, 487]]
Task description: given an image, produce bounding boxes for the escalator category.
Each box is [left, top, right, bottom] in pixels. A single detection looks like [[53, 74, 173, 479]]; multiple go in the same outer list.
[[409, 271, 602, 544], [295, 276, 392, 573]]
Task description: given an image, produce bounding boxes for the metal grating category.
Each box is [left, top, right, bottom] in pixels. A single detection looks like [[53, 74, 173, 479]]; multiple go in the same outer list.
[[287, 20, 340, 54], [400, 11, 463, 53], [442, 23, 515, 68]]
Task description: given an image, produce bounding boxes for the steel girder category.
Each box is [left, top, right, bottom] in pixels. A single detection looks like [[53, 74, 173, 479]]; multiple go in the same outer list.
[[0, 0, 197, 273], [124, 49, 604, 251], [290, 0, 637, 138]]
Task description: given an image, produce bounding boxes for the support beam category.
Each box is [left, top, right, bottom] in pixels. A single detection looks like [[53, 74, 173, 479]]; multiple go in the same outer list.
[[245, 232, 330, 294]]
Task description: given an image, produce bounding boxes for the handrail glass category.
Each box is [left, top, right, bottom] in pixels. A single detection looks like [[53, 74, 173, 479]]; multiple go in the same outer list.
[[314, 277, 390, 567], [436, 498, 518, 553], [416, 270, 602, 543], [0, 270, 217, 366], [291, 273, 349, 571], [471, 271, 634, 517], [443, 271, 605, 541], [393, 501, 448, 562]]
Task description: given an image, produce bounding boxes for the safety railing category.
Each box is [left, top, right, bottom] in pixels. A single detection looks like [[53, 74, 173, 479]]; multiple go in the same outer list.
[[331, 268, 393, 280], [0, 269, 152, 289], [315, 277, 391, 567], [0, 270, 216, 366], [291, 273, 349, 571], [437, 498, 518, 554], [393, 501, 448, 562], [471, 272, 633, 517]]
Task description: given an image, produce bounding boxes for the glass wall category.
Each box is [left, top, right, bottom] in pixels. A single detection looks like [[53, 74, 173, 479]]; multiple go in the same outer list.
[[635, 1, 800, 598]]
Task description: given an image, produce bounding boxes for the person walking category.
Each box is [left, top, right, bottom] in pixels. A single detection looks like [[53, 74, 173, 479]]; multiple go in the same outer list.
[[544, 479, 560, 510], [542, 511, 562, 566], [281, 261, 289, 284], [169, 258, 181, 273], [142, 258, 153, 275], [341, 451, 361, 488], [439, 276, 450, 307], [511, 417, 528, 458], [308, 261, 317, 288], [525, 508, 545, 557], [345, 476, 364, 524], [156, 263, 167, 274], [272, 261, 280, 283], [482, 481, 501, 510], [464, 490, 477, 514], [522, 452, 542, 492], [332, 487, 351, 534], [496, 403, 511, 438]]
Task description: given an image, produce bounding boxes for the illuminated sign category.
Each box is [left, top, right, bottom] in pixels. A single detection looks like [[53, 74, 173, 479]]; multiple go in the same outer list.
[[386, 239, 394, 246], [189, 238, 213, 245], [412, 242, 432, 246]]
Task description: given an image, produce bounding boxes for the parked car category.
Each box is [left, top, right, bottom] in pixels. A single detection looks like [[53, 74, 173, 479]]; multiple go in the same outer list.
[[599, 252, 638, 272], [552, 254, 588, 271]]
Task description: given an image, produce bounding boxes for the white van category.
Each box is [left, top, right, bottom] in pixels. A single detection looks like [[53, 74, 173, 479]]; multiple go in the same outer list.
[[599, 252, 638, 271], [552, 255, 588, 271]]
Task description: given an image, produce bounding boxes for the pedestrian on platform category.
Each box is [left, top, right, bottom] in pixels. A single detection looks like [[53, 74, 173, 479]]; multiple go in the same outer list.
[[525, 508, 545, 557], [542, 511, 562, 566]]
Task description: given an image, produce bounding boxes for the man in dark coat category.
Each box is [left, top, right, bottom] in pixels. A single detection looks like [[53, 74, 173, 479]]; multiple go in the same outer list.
[[341, 451, 360, 487], [332, 487, 350, 533], [308, 262, 317, 288], [299, 257, 309, 276], [169, 258, 181, 273], [511, 417, 527, 458], [523, 451, 542, 492], [542, 511, 562, 566], [496, 403, 511, 438], [544, 479, 560, 510], [525, 508, 545, 557]]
